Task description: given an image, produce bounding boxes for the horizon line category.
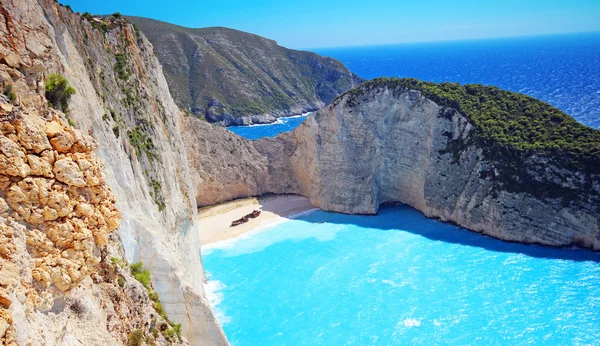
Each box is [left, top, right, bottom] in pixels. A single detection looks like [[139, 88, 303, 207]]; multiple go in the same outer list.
[[301, 30, 600, 51]]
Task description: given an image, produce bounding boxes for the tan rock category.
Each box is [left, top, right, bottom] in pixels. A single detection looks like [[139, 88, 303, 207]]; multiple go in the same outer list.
[[0, 136, 31, 177], [50, 131, 75, 153], [3, 52, 20, 67], [53, 158, 86, 187], [44, 121, 63, 138], [15, 114, 51, 153], [27, 154, 53, 177]]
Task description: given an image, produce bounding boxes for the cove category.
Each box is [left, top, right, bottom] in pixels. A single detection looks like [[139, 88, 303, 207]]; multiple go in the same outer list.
[[202, 205, 600, 345]]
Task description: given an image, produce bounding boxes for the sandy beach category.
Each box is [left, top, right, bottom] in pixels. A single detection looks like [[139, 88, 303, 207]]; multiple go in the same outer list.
[[198, 194, 315, 245]]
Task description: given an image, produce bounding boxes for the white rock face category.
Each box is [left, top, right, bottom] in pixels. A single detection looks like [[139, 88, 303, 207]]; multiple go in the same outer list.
[[254, 86, 600, 250], [0, 0, 227, 344]]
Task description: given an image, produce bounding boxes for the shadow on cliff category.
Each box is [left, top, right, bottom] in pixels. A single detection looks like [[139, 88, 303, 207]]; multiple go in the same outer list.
[[269, 201, 600, 263]]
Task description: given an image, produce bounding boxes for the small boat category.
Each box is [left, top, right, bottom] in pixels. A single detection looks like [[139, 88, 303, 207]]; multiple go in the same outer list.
[[246, 210, 261, 219], [230, 216, 249, 227]]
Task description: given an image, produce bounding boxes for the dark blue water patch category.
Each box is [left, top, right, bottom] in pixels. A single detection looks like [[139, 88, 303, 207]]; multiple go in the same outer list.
[[314, 32, 600, 129], [227, 115, 309, 140]]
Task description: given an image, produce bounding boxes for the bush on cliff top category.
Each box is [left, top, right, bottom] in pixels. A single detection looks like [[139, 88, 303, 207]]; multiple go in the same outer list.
[[337, 77, 600, 173], [45, 74, 76, 112]]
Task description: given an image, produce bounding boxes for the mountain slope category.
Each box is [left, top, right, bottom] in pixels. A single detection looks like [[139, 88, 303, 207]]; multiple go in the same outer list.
[[128, 17, 362, 125]]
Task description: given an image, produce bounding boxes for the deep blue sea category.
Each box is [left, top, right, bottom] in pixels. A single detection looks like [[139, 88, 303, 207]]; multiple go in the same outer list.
[[314, 32, 600, 129], [203, 206, 600, 345]]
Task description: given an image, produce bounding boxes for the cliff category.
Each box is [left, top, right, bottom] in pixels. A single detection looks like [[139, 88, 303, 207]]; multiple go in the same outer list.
[[252, 78, 600, 250], [0, 1, 226, 345], [127, 17, 362, 126]]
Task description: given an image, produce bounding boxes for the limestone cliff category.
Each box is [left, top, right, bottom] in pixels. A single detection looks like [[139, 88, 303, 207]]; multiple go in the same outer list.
[[0, 0, 226, 345], [253, 79, 600, 250]]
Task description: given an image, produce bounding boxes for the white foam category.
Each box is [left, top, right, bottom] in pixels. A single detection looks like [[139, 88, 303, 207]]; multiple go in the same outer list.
[[403, 318, 421, 327], [204, 275, 231, 325], [381, 279, 405, 288]]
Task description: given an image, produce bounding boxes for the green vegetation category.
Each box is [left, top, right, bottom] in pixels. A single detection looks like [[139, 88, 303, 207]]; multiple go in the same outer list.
[[337, 77, 600, 201], [115, 53, 129, 80], [130, 261, 151, 289], [127, 16, 361, 122], [45, 74, 76, 112], [2, 85, 16, 104], [128, 262, 182, 340], [112, 12, 122, 19], [91, 20, 109, 35], [64, 4, 72, 12], [127, 126, 158, 162], [340, 77, 600, 171], [127, 329, 143, 346], [81, 12, 93, 21], [102, 113, 110, 122], [148, 179, 166, 212]]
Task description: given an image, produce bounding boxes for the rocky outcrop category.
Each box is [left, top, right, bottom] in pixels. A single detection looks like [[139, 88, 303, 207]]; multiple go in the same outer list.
[[0, 1, 227, 344], [181, 117, 268, 207], [252, 81, 600, 250], [128, 17, 362, 126]]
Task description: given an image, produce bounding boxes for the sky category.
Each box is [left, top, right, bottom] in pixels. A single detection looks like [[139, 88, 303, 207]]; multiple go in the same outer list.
[[64, 0, 600, 49]]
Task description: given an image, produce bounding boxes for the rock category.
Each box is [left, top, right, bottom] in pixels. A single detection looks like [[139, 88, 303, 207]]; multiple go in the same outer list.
[[53, 158, 86, 187], [0, 136, 31, 177], [26, 154, 53, 177], [253, 83, 600, 250], [2, 53, 20, 68], [50, 131, 75, 153], [15, 114, 51, 153]]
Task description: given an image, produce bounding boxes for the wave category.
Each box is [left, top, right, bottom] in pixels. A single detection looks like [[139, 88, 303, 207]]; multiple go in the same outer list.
[[204, 274, 232, 325]]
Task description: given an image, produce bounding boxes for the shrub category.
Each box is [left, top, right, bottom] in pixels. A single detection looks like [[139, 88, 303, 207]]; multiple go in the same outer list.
[[112, 12, 122, 19], [163, 327, 176, 339], [118, 276, 125, 287], [130, 262, 151, 289], [112, 124, 120, 137], [102, 113, 110, 122], [115, 53, 129, 80], [45, 74, 76, 111], [2, 85, 16, 104], [81, 12, 93, 21], [127, 329, 143, 346], [64, 4, 72, 12]]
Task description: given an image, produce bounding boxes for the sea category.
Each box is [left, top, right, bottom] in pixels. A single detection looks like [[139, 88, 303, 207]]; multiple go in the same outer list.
[[208, 33, 600, 345], [228, 32, 600, 140]]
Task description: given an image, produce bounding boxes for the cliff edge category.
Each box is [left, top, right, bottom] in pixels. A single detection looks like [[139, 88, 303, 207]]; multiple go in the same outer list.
[[0, 1, 227, 344], [252, 78, 600, 250]]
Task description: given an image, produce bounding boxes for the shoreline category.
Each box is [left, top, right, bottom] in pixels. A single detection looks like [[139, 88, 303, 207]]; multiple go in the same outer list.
[[198, 195, 316, 247]]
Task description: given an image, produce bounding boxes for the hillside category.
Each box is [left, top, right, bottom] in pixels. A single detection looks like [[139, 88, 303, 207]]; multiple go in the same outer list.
[[128, 17, 362, 125]]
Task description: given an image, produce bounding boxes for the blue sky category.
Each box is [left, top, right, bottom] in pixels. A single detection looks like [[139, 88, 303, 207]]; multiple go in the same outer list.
[[64, 0, 600, 49]]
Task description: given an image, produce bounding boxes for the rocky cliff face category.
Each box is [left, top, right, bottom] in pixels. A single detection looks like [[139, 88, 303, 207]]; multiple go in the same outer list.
[[0, 1, 226, 345], [251, 81, 600, 250], [128, 17, 362, 126]]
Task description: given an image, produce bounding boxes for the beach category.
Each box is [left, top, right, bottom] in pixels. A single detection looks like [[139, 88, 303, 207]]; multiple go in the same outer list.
[[198, 194, 315, 245]]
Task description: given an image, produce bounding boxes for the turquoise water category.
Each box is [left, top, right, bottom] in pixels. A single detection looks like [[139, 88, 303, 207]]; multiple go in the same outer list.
[[202, 205, 600, 345], [227, 114, 309, 140]]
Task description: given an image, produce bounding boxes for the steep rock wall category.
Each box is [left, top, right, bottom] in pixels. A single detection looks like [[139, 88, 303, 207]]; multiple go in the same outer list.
[[254, 85, 600, 250], [0, 0, 227, 344]]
